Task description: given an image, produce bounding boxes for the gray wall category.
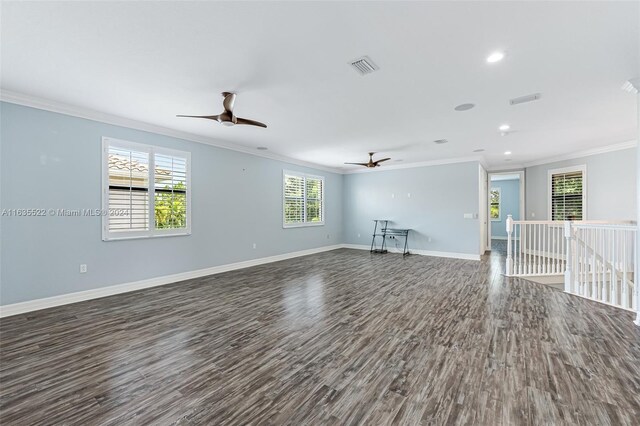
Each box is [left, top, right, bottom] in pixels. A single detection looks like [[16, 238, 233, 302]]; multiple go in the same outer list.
[[342, 162, 480, 256], [490, 179, 520, 238], [525, 148, 637, 221], [0, 102, 343, 305]]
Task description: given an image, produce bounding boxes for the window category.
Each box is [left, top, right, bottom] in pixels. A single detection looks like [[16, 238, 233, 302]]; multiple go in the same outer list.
[[283, 171, 324, 227], [490, 188, 501, 220], [548, 166, 586, 221], [102, 137, 191, 240]]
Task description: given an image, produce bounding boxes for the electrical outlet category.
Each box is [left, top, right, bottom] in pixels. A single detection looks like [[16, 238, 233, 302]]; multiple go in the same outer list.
[[391, 193, 395, 199], [531, 212, 536, 218], [407, 193, 411, 198], [79, 264, 87, 274], [357, 233, 361, 238], [252, 243, 257, 249]]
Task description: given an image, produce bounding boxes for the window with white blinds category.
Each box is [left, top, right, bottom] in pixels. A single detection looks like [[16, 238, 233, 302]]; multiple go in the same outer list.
[[102, 137, 191, 240], [548, 166, 586, 221], [283, 171, 324, 227]]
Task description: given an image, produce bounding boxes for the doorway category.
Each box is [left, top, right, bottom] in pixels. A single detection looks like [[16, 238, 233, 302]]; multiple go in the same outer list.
[[487, 171, 525, 252]]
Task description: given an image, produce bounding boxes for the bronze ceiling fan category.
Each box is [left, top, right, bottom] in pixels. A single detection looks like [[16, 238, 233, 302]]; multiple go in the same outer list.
[[345, 152, 391, 168], [177, 92, 267, 128]]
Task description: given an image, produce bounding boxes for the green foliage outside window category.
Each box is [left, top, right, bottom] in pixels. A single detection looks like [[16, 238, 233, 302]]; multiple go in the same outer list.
[[490, 189, 500, 220], [155, 182, 187, 229]]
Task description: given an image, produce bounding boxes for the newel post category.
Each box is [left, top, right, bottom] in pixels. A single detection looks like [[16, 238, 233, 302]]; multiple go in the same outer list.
[[564, 221, 574, 293], [506, 215, 513, 276]]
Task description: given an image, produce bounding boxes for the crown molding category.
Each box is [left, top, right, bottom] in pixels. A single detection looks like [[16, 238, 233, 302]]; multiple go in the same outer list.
[[522, 140, 637, 168], [342, 155, 484, 174], [3, 90, 635, 176], [0, 90, 344, 175]]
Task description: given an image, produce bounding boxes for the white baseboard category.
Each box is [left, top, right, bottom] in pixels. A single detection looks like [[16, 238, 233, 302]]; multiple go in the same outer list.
[[341, 244, 481, 261], [0, 243, 481, 317], [0, 244, 342, 318]]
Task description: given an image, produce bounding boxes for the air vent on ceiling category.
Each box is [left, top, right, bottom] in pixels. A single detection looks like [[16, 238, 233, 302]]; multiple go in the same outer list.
[[510, 93, 541, 105], [622, 78, 639, 94], [349, 56, 379, 76], [434, 139, 448, 144]]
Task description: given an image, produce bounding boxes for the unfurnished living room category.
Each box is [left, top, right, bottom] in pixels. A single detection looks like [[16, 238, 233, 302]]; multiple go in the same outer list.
[[1, 1, 639, 425]]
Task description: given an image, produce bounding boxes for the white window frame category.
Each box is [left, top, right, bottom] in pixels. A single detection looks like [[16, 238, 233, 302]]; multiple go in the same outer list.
[[547, 165, 587, 221], [490, 187, 501, 221], [102, 137, 192, 241], [282, 170, 325, 228]]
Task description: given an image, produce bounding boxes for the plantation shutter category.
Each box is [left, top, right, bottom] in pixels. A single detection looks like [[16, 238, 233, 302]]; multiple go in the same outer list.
[[305, 177, 323, 223], [103, 137, 191, 241], [284, 174, 305, 224], [154, 154, 188, 230], [551, 171, 584, 220], [107, 147, 150, 232]]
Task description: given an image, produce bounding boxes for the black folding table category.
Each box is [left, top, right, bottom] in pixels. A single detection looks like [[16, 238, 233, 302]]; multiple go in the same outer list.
[[370, 219, 411, 256]]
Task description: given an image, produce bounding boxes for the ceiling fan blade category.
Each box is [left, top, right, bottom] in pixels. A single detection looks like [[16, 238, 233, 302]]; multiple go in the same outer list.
[[344, 162, 369, 166], [222, 92, 236, 112], [375, 158, 391, 163], [235, 117, 267, 128], [176, 114, 220, 121]]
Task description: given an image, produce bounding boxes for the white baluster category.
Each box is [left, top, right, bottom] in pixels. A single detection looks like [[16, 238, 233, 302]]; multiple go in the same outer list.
[[534, 224, 540, 275], [564, 221, 573, 293], [611, 229, 624, 304], [623, 229, 628, 308], [591, 229, 597, 300], [540, 225, 549, 275], [506, 215, 513, 276], [634, 229, 639, 326], [605, 229, 609, 302]]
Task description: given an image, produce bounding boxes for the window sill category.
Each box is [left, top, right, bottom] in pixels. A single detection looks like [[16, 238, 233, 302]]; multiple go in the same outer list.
[[283, 222, 325, 229], [102, 231, 191, 242]]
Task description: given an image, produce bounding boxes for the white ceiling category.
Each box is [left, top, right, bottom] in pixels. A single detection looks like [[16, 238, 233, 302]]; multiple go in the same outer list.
[[2, 1, 638, 171]]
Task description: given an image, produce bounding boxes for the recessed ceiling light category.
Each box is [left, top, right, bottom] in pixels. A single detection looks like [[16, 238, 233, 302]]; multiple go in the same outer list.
[[486, 51, 505, 63], [434, 139, 448, 144], [454, 103, 475, 111], [257, 146, 268, 150], [499, 124, 510, 131], [504, 151, 512, 155], [473, 149, 485, 153]]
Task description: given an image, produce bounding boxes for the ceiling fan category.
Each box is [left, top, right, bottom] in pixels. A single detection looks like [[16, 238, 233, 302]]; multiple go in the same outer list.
[[345, 152, 391, 168], [177, 92, 267, 128]]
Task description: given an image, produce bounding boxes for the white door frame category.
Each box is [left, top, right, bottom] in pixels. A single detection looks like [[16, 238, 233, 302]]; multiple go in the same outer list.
[[479, 165, 488, 255], [487, 170, 525, 249]]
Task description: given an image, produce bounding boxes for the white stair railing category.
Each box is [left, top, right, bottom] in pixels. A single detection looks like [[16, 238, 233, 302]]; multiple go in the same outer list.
[[567, 223, 637, 311], [505, 216, 566, 276], [505, 215, 638, 322]]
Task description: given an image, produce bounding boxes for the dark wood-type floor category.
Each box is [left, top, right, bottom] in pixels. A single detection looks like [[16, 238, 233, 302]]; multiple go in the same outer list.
[[1, 248, 639, 425]]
